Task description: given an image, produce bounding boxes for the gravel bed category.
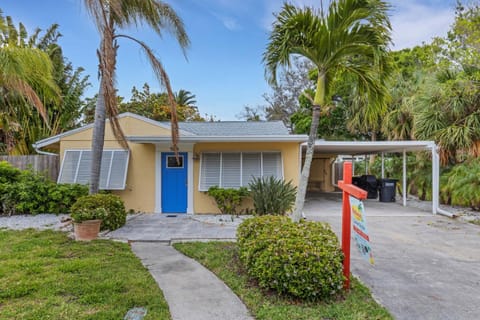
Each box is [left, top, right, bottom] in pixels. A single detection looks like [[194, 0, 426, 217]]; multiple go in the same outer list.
[[0, 214, 73, 231]]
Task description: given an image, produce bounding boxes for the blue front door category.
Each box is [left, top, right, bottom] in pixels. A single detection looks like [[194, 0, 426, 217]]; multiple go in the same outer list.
[[161, 152, 187, 213]]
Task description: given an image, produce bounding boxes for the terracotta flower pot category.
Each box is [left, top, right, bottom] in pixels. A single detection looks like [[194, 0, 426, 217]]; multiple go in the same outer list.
[[73, 219, 102, 241]]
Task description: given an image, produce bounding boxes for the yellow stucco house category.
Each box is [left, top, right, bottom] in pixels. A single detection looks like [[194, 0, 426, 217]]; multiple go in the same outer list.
[[34, 113, 309, 214]]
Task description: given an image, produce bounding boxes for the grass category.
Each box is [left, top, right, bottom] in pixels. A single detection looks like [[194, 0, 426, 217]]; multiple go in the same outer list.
[[0, 229, 171, 320], [174, 241, 392, 320]]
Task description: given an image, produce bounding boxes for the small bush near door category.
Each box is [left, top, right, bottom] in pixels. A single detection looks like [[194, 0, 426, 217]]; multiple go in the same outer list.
[[206, 186, 250, 214], [249, 176, 296, 215], [237, 215, 344, 301]]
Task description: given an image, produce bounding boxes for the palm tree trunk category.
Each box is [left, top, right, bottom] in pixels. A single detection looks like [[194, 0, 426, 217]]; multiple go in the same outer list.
[[89, 83, 106, 194], [292, 73, 325, 222], [292, 105, 321, 222]]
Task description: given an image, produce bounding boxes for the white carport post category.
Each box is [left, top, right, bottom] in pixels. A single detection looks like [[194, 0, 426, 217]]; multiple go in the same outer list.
[[432, 144, 440, 214], [381, 152, 385, 178], [402, 149, 407, 207]]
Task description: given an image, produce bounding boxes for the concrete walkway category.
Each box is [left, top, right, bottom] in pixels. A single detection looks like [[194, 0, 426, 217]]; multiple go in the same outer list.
[[131, 242, 253, 320], [107, 214, 241, 242], [305, 193, 480, 320]]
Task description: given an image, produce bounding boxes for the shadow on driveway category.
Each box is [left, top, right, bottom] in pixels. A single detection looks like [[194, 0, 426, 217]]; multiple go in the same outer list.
[[305, 192, 480, 320]]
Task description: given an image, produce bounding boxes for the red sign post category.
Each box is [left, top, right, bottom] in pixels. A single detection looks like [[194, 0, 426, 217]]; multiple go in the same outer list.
[[337, 161, 367, 290]]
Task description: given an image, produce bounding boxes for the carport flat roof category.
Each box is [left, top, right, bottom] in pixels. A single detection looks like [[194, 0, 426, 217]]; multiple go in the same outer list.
[[304, 140, 436, 155]]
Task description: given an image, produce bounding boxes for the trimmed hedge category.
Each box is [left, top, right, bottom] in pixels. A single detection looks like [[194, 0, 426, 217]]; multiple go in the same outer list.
[[70, 194, 127, 231], [237, 216, 344, 301]]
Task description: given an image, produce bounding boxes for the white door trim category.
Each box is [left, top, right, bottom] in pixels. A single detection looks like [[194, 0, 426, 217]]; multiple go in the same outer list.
[[155, 143, 194, 214]]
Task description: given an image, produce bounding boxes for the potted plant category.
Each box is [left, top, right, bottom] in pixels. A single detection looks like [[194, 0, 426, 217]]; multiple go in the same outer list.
[[71, 208, 106, 241]]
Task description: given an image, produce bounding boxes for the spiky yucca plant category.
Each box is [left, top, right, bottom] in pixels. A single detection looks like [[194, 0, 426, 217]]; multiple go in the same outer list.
[[249, 176, 296, 215]]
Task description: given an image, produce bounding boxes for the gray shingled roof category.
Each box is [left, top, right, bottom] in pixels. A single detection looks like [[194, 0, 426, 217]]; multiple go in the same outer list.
[[173, 121, 290, 136]]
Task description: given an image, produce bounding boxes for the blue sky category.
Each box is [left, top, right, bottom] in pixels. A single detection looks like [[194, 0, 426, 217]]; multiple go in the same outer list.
[[3, 0, 456, 120]]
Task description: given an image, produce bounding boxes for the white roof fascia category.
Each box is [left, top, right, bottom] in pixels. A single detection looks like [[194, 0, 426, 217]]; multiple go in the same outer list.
[[33, 112, 197, 149], [304, 140, 436, 155], [127, 135, 308, 143]]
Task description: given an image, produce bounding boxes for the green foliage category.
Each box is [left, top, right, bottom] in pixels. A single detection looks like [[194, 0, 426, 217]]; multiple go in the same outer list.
[[237, 216, 344, 301], [0, 162, 88, 215], [206, 186, 250, 214], [249, 176, 296, 215], [70, 194, 126, 231], [70, 207, 107, 224], [0, 161, 21, 183], [0, 13, 89, 155], [441, 158, 480, 210]]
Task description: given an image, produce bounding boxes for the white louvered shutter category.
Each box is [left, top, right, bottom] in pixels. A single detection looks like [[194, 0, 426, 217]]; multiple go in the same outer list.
[[58, 150, 81, 183], [262, 153, 282, 179], [200, 153, 221, 190], [107, 151, 129, 189], [242, 153, 261, 186], [221, 153, 241, 188]]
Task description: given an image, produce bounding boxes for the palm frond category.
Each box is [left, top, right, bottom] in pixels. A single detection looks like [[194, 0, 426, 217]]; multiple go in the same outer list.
[[116, 34, 179, 152]]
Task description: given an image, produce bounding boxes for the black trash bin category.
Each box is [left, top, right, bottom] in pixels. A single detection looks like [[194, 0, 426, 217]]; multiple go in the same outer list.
[[378, 178, 397, 202], [353, 175, 378, 199]]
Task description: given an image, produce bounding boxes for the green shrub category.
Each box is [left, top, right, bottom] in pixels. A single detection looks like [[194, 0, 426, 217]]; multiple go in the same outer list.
[[70, 194, 127, 231], [0, 161, 21, 184], [249, 176, 296, 215], [237, 216, 344, 301], [1, 168, 88, 215], [206, 186, 250, 214], [237, 215, 289, 270], [70, 207, 107, 223], [441, 158, 480, 210]]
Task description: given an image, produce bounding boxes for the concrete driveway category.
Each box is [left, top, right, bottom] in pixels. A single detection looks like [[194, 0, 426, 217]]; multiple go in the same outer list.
[[304, 193, 480, 320]]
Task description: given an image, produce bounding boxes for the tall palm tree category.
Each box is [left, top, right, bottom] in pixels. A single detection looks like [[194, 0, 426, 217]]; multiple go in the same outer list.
[[264, 0, 392, 222], [83, 0, 189, 194]]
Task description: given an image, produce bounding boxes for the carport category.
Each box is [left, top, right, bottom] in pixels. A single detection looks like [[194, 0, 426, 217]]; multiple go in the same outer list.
[[303, 140, 449, 216]]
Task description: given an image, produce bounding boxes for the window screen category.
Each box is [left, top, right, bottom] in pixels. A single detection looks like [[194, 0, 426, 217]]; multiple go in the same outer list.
[[58, 150, 129, 190]]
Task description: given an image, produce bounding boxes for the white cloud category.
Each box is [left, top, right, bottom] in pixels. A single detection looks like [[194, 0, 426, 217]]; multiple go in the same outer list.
[[390, 0, 455, 49], [210, 12, 242, 31]]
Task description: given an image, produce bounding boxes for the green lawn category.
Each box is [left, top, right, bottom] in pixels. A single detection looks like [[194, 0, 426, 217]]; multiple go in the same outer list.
[[0, 229, 170, 320], [174, 241, 392, 320]]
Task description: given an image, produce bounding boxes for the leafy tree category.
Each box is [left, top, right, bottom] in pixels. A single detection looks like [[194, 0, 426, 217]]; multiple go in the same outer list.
[[0, 11, 61, 154], [264, 0, 392, 221], [120, 84, 204, 121], [262, 57, 315, 130], [83, 0, 189, 194], [0, 12, 88, 154]]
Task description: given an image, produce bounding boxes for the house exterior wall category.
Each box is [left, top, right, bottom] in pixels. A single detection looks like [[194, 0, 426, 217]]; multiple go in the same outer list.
[[192, 142, 302, 214], [56, 115, 304, 214], [58, 116, 165, 212]]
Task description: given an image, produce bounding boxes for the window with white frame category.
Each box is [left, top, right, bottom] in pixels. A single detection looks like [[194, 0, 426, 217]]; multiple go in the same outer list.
[[58, 150, 129, 190], [199, 152, 282, 191]]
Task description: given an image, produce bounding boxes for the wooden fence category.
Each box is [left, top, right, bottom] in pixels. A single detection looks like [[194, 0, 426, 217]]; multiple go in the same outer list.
[[0, 155, 59, 181]]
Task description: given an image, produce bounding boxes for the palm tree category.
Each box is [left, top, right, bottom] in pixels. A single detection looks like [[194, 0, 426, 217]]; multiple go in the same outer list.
[[0, 13, 88, 154], [83, 0, 189, 194], [263, 0, 392, 222], [0, 46, 60, 153], [175, 89, 197, 108]]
